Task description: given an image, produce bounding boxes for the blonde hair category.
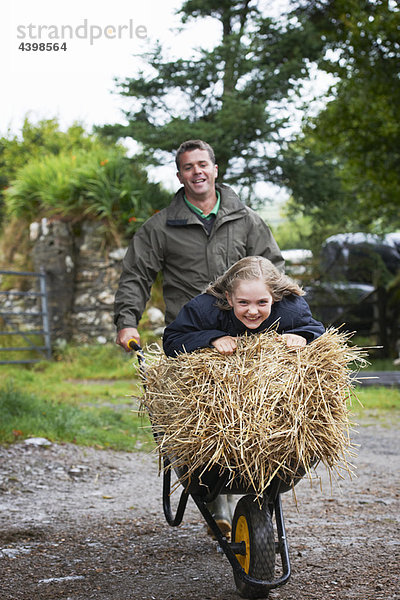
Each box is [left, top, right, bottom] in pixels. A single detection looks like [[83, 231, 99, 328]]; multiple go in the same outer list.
[[205, 256, 304, 310]]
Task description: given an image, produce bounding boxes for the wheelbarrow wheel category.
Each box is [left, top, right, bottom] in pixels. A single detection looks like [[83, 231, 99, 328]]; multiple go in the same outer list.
[[232, 495, 275, 599]]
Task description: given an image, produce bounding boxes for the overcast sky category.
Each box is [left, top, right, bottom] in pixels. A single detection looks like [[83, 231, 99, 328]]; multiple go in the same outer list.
[[1, 0, 221, 135], [1, 0, 330, 202]]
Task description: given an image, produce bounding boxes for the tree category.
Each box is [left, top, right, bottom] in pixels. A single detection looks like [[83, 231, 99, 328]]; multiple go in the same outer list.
[[98, 0, 324, 199], [0, 118, 99, 178], [0, 118, 103, 223], [278, 1, 400, 357], [281, 0, 400, 234]]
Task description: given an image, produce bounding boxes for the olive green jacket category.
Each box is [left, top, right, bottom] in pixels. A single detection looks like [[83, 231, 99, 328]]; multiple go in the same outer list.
[[114, 184, 284, 330]]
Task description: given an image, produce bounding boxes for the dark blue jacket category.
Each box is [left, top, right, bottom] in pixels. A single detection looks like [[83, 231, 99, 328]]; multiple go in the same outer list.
[[163, 293, 325, 357]]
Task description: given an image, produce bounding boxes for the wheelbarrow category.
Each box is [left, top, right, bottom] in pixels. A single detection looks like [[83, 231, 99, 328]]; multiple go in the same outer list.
[[129, 338, 306, 599]]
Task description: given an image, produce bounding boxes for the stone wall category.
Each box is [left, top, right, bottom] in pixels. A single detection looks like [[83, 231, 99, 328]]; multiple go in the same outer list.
[[30, 218, 126, 344]]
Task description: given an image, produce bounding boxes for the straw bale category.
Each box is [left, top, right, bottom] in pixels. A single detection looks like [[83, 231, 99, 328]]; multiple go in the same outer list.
[[139, 328, 367, 499]]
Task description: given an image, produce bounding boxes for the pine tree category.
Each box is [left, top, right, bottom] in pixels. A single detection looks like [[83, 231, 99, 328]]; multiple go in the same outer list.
[[98, 1, 323, 196]]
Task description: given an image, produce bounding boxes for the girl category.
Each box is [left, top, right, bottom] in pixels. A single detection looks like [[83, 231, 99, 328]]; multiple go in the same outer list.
[[163, 256, 324, 357], [162, 256, 325, 538]]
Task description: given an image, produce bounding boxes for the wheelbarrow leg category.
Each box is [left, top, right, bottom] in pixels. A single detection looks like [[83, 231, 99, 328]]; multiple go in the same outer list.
[[162, 456, 189, 526], [274, 494, 290, 579]]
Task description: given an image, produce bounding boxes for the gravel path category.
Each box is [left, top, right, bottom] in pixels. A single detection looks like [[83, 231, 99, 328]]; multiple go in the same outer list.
[[0, 416, 399, 600]]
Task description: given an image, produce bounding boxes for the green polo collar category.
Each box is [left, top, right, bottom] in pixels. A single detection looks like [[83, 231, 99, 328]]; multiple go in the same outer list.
[[184, 191, 220, 220]]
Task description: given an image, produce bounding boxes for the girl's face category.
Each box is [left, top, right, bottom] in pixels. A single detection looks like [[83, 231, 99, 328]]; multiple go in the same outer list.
[[226, 278, 274, 329]]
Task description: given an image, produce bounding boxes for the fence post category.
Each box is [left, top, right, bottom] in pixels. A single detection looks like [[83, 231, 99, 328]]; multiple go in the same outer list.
[[39, 268, 52, 359]]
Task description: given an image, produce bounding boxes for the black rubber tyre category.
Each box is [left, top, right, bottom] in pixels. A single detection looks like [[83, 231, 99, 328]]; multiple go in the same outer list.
[[231, 495, 275, 599]]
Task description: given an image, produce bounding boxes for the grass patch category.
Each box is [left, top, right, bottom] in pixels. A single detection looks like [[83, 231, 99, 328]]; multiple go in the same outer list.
[[0, 343, 153, 450], [39, 342, 142, 379], [0, 344, 144, 404], [363, 358, 399, 371], [352, 386, 400, 413], [0, 380, 153, 450], [349, 336, 399, 371]]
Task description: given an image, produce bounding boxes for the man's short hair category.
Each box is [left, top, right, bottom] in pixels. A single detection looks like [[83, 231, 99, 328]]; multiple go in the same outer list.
[[175, 140, 216, 171]]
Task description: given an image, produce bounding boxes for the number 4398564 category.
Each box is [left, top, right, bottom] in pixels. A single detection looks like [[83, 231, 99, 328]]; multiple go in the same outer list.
[[19, 42, 67, 51]]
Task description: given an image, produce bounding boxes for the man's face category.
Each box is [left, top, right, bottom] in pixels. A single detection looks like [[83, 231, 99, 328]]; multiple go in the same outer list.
[[176, 149, 218, 200]]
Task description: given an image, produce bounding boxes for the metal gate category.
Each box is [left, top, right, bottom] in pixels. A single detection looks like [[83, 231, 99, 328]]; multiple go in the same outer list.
[[0, 269, 52, 364]]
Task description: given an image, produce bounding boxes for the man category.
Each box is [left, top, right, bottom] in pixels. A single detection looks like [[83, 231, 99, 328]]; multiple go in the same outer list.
[[115, 139, 284, 350], [114, 139, 284, 540]]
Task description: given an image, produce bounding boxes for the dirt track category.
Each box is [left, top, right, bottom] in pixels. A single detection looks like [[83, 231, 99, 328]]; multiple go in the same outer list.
[[0, 415, 399, 600]]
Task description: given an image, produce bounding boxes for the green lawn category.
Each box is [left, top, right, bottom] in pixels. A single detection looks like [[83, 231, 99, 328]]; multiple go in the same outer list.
[[0, 344, 152, 450], [350, 385, 400, 429]]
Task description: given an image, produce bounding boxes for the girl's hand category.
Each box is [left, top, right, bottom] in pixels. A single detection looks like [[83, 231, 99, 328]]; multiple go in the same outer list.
[[211, 336, 237, 355], [281, 333, 307, 348]]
